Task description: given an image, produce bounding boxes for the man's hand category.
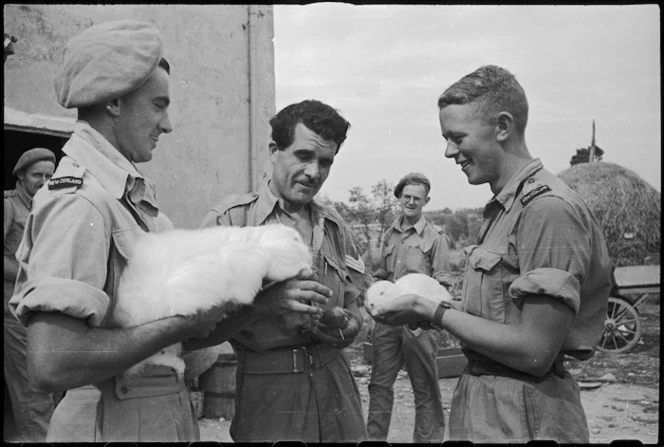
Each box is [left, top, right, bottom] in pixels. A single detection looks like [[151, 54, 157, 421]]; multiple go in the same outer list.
[[373, 268, 390, 281], [369, 293, 439, 327], [252, 268, 331, 319], [308, 308, 360, 349]]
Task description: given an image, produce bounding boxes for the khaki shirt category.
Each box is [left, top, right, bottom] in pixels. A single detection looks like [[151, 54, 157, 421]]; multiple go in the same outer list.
[[379, 214, 453, 287], [201, 181, 371, 352], [10, 121, 165, 328], [7, 121, 194, 442], [4, 182, 32, 307], [460, 158, 612, 360]]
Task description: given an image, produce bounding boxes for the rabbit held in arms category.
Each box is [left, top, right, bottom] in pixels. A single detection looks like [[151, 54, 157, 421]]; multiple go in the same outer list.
[[115, 223, 312, 377]]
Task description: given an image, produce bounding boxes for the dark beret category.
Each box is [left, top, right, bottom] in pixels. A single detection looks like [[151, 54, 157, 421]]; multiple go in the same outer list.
[[54, 20, 164, 109], [12, 148, 56, 176], [394, 172, 431, 198]]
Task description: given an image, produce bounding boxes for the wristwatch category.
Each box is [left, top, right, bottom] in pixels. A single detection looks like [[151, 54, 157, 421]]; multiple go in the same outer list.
[[433, 300, 452, 328]]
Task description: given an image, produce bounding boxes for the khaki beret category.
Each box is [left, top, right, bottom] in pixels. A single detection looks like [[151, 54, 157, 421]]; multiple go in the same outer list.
[[12, 148, 56, 176], [54, 20, 164, 109], [394, 172, 431, 198]]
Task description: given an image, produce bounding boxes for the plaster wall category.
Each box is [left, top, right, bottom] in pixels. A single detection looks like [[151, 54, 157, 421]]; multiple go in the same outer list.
[[3, 4, 275, 228]]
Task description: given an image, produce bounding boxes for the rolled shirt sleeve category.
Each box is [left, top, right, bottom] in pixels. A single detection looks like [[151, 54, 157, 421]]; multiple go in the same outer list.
[[509, 196, 592, 314], [10, 194, 112, 326], [430, 232, 454, 289]]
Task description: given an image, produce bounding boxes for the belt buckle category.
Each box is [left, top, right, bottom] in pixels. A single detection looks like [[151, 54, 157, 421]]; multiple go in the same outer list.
[[292, 347, 314, 373]]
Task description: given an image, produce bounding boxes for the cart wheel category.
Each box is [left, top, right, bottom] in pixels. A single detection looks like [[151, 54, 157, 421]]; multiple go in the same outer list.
[[597, 297, 642, 353]]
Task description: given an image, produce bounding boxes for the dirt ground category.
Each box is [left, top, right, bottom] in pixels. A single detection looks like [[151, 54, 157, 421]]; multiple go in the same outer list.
[[199, 295, 660, 443], [199, 371, 659, 444], [5, 297, 656, 443]]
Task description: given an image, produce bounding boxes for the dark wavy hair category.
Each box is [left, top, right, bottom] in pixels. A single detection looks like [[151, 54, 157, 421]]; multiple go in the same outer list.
[[270, 100, 350, 154], [437, 65, 529, 134]]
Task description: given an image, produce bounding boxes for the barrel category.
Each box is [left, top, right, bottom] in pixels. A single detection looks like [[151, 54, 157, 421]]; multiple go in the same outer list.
[[199, 353, 237, 420]]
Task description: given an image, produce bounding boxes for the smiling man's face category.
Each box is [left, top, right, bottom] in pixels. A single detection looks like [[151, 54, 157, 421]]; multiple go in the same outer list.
[[399, 183, 429, 222], [439, 101, 502, 189], [268, 122, 337, 212]]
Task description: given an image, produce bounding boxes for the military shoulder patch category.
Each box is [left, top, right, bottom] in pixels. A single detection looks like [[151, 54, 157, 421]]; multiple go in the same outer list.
[[345, 254, 365, 273], [521, 184, 551, 206], [48, 176, 83, 190]]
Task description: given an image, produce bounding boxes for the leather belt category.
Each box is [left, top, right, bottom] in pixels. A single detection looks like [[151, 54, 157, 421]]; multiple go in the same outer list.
[[109, 368, 185, 400], [464, 349, 566, 383], [236, 345, 339, 375]]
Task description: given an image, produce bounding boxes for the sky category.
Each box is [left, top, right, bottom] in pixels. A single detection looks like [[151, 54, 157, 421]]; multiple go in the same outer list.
[[273, 4, 661, 211]]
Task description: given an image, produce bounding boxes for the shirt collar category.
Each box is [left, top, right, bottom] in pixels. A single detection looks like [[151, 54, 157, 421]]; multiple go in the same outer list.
[[252, 180, 283, 225], [15, 181, 32, 209], [490, 158, 544, 212], [390, 213, 426, 235], [254, 180, 329, 227], [64, 120, 158, 214]]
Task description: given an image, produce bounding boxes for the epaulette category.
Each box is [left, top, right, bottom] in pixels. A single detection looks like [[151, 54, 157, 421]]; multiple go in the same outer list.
[[48, 159, 85, 194], [432, 223, 446, 235], [4, 190, 16, 198], [520, 176, 552, 206], [211, 191, 259, 215]]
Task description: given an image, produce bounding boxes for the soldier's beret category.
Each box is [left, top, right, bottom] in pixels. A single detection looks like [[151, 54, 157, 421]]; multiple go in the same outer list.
[[394, 172, 431, 198], [12, 148, 56, 176], [54, 20, 164, 109]]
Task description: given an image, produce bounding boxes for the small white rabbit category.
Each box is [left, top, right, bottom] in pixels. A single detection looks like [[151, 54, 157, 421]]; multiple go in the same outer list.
[[365, 273, 453, 318]]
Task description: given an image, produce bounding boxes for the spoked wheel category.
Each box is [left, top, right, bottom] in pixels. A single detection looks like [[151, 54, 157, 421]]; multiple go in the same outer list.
[[597, 296, 642, 353]]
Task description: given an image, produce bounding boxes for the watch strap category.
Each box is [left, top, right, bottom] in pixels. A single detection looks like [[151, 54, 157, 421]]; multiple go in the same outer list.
[[433, 300, 452, 328]]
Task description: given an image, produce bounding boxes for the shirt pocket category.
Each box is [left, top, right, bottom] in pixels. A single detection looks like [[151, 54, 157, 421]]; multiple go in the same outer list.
[[320, 253, 346, 308], [111, 227, 145, 265], [463, 245, 508, 323], [383, 244, 396, 274], [404, 242, 430, 275], [107, 226, 146, 326]]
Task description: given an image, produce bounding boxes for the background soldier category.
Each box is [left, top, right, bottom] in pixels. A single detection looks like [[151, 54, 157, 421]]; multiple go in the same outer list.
[[367, 172, 451, 442], [4, 148, 56, 441]]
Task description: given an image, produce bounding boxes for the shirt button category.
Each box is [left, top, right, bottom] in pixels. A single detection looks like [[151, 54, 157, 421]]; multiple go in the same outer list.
[[73, 162, 80, 167], [527, 178, 535, 183], [120, 386, 128, 394]]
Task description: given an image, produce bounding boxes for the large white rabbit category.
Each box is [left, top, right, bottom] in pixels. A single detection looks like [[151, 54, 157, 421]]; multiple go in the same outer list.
[[115, 223, 312, 378]]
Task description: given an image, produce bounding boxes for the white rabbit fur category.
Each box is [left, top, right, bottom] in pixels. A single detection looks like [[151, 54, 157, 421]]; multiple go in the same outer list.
[[115, 223, 312, 378], [365, 273, 453, 318]]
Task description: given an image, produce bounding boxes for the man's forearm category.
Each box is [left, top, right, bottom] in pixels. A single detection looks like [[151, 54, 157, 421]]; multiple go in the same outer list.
[[28, 312, 199, 392], [182, 306, 257, 351]]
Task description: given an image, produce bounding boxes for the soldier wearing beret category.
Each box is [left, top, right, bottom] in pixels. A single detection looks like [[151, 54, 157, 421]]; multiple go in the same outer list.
[[370, 65, 612, 443], [367, 172, 451, 442], [4, 148, 56, 441], [7, 20, 238, 442]]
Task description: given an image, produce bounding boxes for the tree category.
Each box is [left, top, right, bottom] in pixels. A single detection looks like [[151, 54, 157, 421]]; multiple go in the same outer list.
[[346, 186, 376, 257], [570, 120, 605, 166], [370, 179, 400, 245], [570, 146, 604, 165]]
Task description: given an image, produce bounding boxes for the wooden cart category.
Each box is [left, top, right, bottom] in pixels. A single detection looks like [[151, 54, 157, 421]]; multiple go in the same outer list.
[[597, 265, 660, 353]]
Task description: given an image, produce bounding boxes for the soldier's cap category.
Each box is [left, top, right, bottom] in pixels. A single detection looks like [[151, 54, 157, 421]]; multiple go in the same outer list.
[[394, 172, 431, 198], [54, 20, 164, 109], [12, 148, 56, 176]]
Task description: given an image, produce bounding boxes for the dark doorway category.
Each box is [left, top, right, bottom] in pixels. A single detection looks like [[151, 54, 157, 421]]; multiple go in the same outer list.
[[4, 130, 68, 190]]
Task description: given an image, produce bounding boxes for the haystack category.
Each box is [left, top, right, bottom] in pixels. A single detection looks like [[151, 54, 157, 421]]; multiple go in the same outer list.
[[558, 162, 660, 267]]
